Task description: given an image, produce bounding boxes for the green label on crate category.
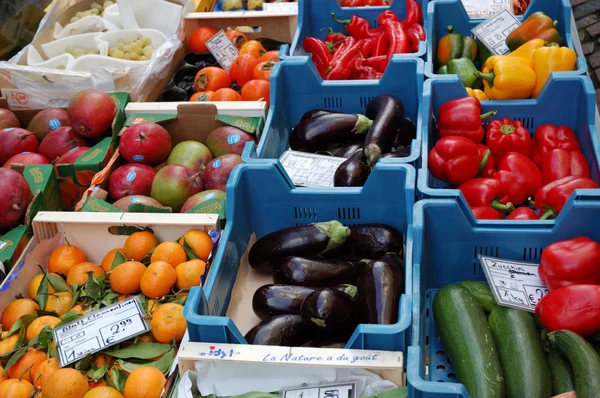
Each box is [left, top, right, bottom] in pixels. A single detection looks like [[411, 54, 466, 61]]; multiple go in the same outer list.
[[186, 198, 226, 220], [126, 203, 172, 213], [216, 115, 264, 134], [124, 113, 178, 127], [81, 197, 123, 213]]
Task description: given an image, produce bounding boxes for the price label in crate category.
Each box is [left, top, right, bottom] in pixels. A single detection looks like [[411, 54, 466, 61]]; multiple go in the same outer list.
[[479, 255, 549, 312], [54, 297, 150, 367], [471, 9, 521, 55], [205, 30, 239, 72], [279, 150, 347, 188], [262, 2, 298, 12], [283, 382, 356, 398], [460, 0, 512, 19]]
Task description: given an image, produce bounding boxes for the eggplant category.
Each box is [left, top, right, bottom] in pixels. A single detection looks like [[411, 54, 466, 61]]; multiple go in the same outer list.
[[363, 95, 405, 165], [300, 109, 333, 123], [173, 64, 200, 97], [159, 86, 189, 102], [381, 146, 412, 159], [184, 52, 219, 69], [334, 142, 365, 158], [394, 117, 417, 147], [290, 113, 373, 152], [379, 252, 405, 277], [358, 259, 404, 324], [334, 149, 371, 187], [245, 315, 313, 346], [324, 223, 403, 260], [274, 256, 359, 286], [248, 221, 350, 272], [302, 339, 347, 348], [252, 284, 315, 321], [300, 288, 359, 335]]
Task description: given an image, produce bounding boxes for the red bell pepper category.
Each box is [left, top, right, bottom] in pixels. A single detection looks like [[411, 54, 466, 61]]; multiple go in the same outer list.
[[535, 176, 598, 220], [321, 28, 348, 45], [498, 152, 543, 199], [406, 23, 426, 53], [438, 97, 496, 143], [401, 0, 422, 29], [459, 178, 515, 218], [373, 34, 390, 57], [477, 144, 496, 178], [486, 118, 532, 166], [531, 124, 581, 165], [538, 237, 600, 291], [536, 284, 600, 336], [378, 10, 399, 26], [353, 58, 383, 79], [382, 19, 410, 62], [472, 207, 501, 220], [331, 14, 382, 39], [494, 170, 528, 205], [541, 148, 590, 185], [507, 207, 538, 220], [428, 136, 480, 186], [303, 37, 332, 78], [365, 55, 388, 73]]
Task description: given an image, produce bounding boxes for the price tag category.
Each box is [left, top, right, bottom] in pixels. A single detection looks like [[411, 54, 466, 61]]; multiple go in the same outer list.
[[262, 2, 298, 13], [54, 297, 150, 367], [283, 382, 356, 398], [205, 30, 239, 72], [460, 0, 512, 19], [479, 255, 549, 312], [279, 150, 347, 188], [471, 9, 520, 55]]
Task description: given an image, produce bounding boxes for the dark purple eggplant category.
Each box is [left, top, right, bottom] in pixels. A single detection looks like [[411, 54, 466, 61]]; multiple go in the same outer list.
[[334, 148, 371, 187], [173, 64, 200, 97], [248, 221, 350, 272], [290, 113, 373, 152], [334, 142, 364, 158], [324, 223, 403, 260], [274, 256, 359, 286], [379, 253, 405, 277], [300, 288, 359, 335], [358, 259, 404, 324], [363, 95, 405, 165], [252, 284, 315, 321], [394, 117, 417, 147], [302, 339, 346, 348], [300, 109, 333, 123], [256, 37, 288, 51], [184, 52, 219, 69], [381, 146, 412, 159], [245, 315, 313, 346], [159, 86, 188, 102]]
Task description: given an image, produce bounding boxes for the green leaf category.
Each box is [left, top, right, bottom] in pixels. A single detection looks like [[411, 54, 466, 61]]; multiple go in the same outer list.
[[111, 251, 127, 270], [36, 273, 50, 310], [104, 343, 170, 360], [6, 314, 37, 338], [182, 238, 200, 260], [87, 364, 108, 380], [36, 309, 60, 317], [85, 272, 103, 301], [3, 347, 27, 375], [57, 312, 83, 328], [111, 366, 128, 393], [116, 347, 174, 375], [28, 326, 54, 351], [75, 355, 92, 371], [48, 274, 70, 292], [137, 294, 148, 312]]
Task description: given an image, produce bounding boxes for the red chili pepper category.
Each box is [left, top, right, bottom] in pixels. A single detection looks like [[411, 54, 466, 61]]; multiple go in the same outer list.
[[321, 28, 348, 45], [303, 37, 332, 79], [353, 57, 383, 79], [534, 176, 598, 220], [330, 36, 357, 65], [538, 237, 600, 291], [373, 33, 390, 57], [541, 149, 590, 185], [506, 207, 538, 220], [438, 97, 496, 143], [406, 23, 426, 53], [365, 55, 389, 73], [382, 19, 410, 65], [327, 38, 374, 80], [486, 118, 532, 166], [378, 10, 399, 26], [401, 0, 423, 29], [331, 13, 382, 39], [472, 207, 501, 220], [459, 178, 515, 218], [428, 136, 480, 186], [536, 284, 600, 336], [364, 0, 389, 5], [531, 124, 581, 165], [497, 152, 543, 200], [477, 144, 496, 178]]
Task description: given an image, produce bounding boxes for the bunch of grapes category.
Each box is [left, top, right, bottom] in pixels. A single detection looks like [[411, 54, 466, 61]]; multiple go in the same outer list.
[[108, 34, 155, 61], [64, 46, 99, 58], [70, 1, 114, 24]]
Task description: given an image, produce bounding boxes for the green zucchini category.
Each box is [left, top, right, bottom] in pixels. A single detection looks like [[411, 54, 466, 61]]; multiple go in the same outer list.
[[549, 330, 600, 398], [459, 281, 496, 312], [547, 349, 575, 395], [488, 306, 551, 397], [432, 284, 504, 398]]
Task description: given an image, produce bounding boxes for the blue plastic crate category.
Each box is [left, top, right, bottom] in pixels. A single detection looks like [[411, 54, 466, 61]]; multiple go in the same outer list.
[[289, 0, 427, 58], [183, 161, 415, 352], [405, 196, 600, 397], [424, 0, 587, 79], [243, 56, 424, 172], [417, 75, 600, 219]]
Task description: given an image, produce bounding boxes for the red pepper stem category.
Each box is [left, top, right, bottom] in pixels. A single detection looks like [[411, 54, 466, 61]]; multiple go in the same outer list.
[[500, 124, 516, 135], [479, 149, 491, 171], [326, 40, 345, 51], [480, 110, 497, 120], [490, 199, 514, 212], [539, 207, 557, 220], [331, 13, 351, 26], [527, 197, 536, 207], [475, 71, 495, 88]]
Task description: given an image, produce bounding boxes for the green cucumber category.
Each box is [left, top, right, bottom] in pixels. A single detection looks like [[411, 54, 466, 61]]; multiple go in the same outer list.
[[459, 281, 496, 312], [549, 330, 600, 398], [488, 306, 551, 397], [547, 349, 575, 395], [433, 284, 504, 398]]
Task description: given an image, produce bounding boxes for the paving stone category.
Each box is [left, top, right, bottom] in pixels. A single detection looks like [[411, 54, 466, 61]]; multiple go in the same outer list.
[[583, 41, 595, 55], [596, 68, 600, 84], [577, 14, 599, 28], [591, 52, 600, 69], [574, 0, 600, 19], [588, 22, 600, 37], [572, 0, 588, 6], [580, 29, 587, 42]]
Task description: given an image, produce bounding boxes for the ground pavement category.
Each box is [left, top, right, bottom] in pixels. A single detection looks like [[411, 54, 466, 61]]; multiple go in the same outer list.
[[572, 0, 600, 106]]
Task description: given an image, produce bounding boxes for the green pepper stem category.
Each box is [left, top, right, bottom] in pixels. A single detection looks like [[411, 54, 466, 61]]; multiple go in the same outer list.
[[480, 110, 497, 120], [331, 13, 351, 26], [320, 27, 335, 34], [326, 40, 345, 52], [527, 197, 536, 207], [325, 66, 332, 76], [544, 42, 560, 47], [539, 207, 557, 220], [475, 71, 495, 84], [447, 25, 455, 33], [553, 20, 558, 28], [479, 149, 492, 172], [500, 124, 516, 135], [491, 199, 514, 212]]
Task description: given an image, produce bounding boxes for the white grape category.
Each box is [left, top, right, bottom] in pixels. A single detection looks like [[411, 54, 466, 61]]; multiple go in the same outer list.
[[124, 38, 134, 45], [143, 36, 152, 47], [90, 8, 100, 15], [90, 2, 102, 9], [70, 17, 79, 23], [65, 46, 74, 54], [104, 1, 114, 7], [129, 43, 142, 54], [112, 50, 125, 59], [143, 46, 154, 58], [82, 10, 92, 16], [129, 52, 140, 60], [139, 55, 149, 61], [75, 11, 84, 17]]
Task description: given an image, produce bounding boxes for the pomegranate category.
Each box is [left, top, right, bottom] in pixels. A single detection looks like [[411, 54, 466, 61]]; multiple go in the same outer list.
[[118, 122, 172, 166], [4, 153, 50, 168], [38, 126, 88, 162], [0, 128, 39, 165], [68, 89, 116, 138], [108, 164, 157, 201], [0, 168, 33, 229]]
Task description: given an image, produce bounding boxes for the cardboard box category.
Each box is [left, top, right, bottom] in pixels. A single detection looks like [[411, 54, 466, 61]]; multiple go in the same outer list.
[[0, 164, 60, 272], [75, 101, 266, 218], [195, 0, 216, 12]]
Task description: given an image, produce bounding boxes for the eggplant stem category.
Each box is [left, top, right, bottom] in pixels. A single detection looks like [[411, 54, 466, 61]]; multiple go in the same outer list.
[[314, 220, 351, 251]]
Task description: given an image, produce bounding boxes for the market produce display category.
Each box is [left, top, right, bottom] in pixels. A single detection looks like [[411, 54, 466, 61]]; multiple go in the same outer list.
[[427, 96, 597, 220], [245, 221, 404, 346], [0, 228, 213, 397], [303, 0, 424, 79], [68, 1, 115, 24]]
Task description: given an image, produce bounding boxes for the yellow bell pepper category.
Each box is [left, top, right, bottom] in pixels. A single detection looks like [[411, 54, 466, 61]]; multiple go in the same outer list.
[[531, 44, 577, 98], [475, 55, 537, 100], [508, 39, 545, 62], [465, 87, 489, 101]]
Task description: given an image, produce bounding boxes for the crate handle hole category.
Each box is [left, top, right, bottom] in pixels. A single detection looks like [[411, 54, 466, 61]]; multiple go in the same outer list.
[[436, 350, 445, 356], [108, 226, 154, 236], [436, 365, 446, 371], [448, 373, 456, 380]]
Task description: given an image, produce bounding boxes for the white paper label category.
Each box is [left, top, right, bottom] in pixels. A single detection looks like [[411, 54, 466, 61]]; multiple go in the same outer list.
[[461, 0, 512, 19], [262, 2, 298, 13], [205, 30, 239, 72], [283, 382, 356, 398], [54, 297, 149, 366], [279, 150, 347, 188], [471, 9, 521, 55], [479, 255, 549, 312]]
